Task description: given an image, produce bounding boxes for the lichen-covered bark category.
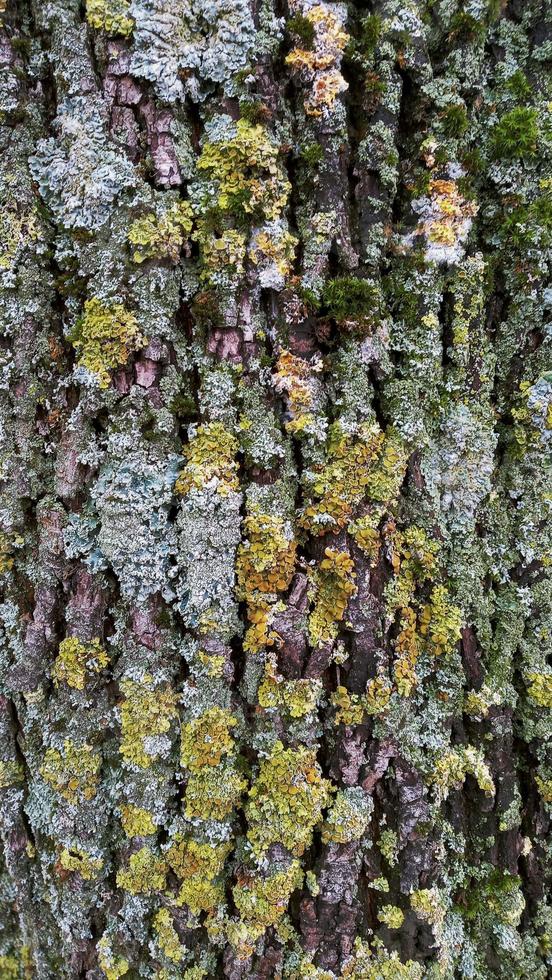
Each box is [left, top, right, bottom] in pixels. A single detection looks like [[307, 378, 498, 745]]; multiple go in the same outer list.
[[0, 0, 551, 977]]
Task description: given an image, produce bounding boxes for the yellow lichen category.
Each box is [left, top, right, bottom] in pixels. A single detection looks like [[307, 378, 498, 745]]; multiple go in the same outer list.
[[258, 655, 322, 719], [410, 887, 446, 931], [120, 804, 157, 838], [393, 606, 421, 697], [41, 739, 100, 803], [320, 788, 372, 844], [0, 760, 24, 788], [526, 672, 552, 707], [197, 119, 290, 223], [153, 909, 185, 964], [286, 6, 349, 117], [180, 708, 237, 770], [52, 636, 108, 691], [167, 837, 231, 913], [97, 936, 129, 980], [233, 860, 303, 936], [431, 745, 495, 802], [184, 762, 247, 821], [86, 0, 133, 35], [377, 905, 405, 929], [273, 349, 321, 432], [116, 847, 167, 895], [419, 585, 463, 657], [245, 741, 333, 858], [0, 531, 15, 573], [308, 548, 356, 647], [236, 513, 296, 596], [195, 226, 247, 281], [175, 423, 239, 496], [70, 298, 146, 389], [59, 847, 103, 881], [300, 424, 407, 536], [119, 676, 179, 769]]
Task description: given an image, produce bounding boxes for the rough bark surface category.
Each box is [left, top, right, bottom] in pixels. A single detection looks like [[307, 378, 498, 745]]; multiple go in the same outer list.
[[0, 0, 551, 978]]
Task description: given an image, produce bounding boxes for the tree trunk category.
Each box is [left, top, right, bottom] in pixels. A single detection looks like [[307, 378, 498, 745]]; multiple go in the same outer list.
[[0, 0, 551, 977]]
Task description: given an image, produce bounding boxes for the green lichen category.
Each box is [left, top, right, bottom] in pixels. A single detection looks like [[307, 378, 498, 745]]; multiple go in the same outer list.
[[320, 787, 373, 844], [128, 201, 193, 264]]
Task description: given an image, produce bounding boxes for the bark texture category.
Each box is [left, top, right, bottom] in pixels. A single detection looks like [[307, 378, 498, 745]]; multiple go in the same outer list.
[[0, 0, 551, 977]]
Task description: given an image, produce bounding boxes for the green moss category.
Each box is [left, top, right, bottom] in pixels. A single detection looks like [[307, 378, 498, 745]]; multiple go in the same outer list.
[[442, 104, 469, 137], [287, 14, 315, 49], [69, 298, 147, 388], [299, 142, 324, 167], [491, 107, 539, 160], [505, 70, 532, 101], [321, 276, 379, 325], [358, 14, 382, 55], [448, 12, 487, 42]]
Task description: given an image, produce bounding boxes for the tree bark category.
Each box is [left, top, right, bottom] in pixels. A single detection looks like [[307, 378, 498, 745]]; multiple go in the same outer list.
[[0, 0, 551, 978]]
